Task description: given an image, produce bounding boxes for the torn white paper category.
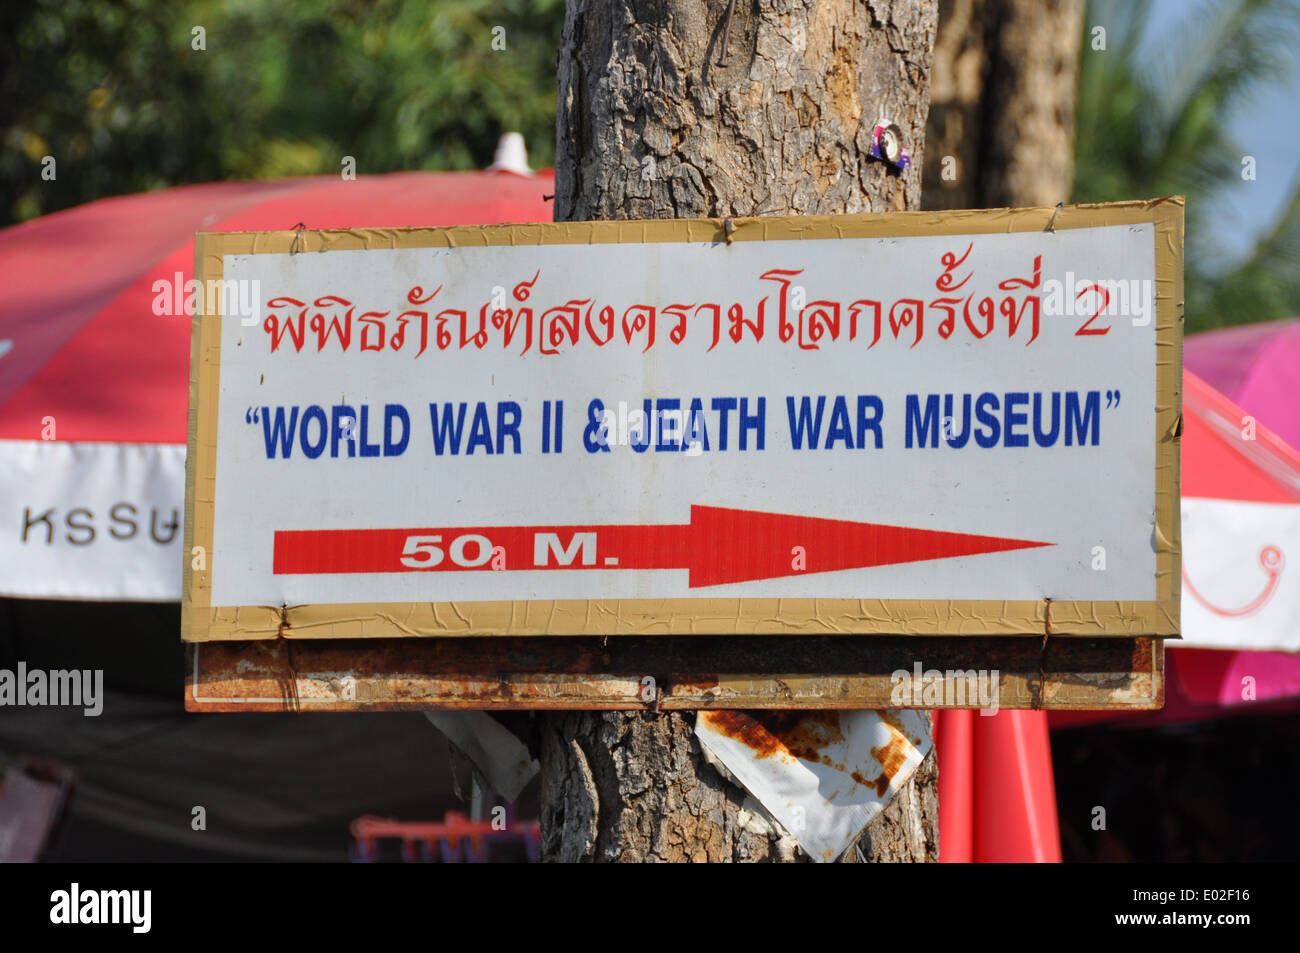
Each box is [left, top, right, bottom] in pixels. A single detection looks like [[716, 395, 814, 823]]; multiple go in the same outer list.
[[696, 709, 932, 863]]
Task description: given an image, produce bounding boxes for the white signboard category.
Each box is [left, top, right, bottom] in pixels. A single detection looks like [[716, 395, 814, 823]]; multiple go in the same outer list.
[[184, 203, 1182, 641]]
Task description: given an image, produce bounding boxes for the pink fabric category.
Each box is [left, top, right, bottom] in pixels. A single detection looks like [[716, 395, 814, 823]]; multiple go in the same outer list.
[[1185, 318, 1300, 454], [1174, 647, 1300, 707]]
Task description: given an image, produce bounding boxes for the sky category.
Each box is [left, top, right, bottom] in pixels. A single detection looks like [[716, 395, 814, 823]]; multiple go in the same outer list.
[[1143, 0, 1300, 264]]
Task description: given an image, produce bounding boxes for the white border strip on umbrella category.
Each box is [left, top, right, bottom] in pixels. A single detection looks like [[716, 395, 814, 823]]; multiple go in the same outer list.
[[1181, 497, 1300, 652], [0, 439, 185, 601]]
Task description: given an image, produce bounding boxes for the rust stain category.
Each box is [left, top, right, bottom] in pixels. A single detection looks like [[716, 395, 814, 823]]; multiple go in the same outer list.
[[869, 724, 912, 794], [879, 710, 924, 747], [1131, 638, 1153, 672], [849, 770, 878, 794], [701, 711, 784, 758], [674, 674, 720, 693], [701, 710, 845, 763]]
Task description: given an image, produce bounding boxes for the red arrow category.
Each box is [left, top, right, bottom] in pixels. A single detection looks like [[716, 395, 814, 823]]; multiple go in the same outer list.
[[273, 506, 1051, 588]]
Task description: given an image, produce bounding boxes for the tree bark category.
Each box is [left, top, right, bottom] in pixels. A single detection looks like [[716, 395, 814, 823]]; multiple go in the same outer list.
[[544, 0, 939, 862], [923, 0, 1084, 210]]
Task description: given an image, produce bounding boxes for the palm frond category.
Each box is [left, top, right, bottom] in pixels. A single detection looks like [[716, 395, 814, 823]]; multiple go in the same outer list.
[[1193, 169, 1300, 329], [1075, 0, 1300, 330]]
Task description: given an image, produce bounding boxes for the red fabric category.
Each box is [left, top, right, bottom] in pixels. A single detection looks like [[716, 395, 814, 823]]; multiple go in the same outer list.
[[1181, 411, 1296, 502], [1181, 371, 1300, 503], [0, 172, 554, 443]]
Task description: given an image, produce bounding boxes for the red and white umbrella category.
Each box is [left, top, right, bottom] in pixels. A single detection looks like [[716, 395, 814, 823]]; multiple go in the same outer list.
[[1180, 369, 1300, 653], [0, 169, 553, 600]]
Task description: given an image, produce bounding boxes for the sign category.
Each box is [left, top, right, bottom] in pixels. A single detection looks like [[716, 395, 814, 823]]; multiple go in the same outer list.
[[183, 200, 1182, 642]]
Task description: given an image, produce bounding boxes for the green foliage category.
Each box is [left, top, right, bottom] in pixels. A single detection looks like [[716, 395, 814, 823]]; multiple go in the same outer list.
[[0, 0, 564, 226], [12, 0, 1296, 334], [1074, 0, 1300, 331]]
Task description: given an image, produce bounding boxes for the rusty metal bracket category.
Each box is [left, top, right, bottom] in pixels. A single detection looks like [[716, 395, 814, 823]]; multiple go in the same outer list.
[[187, 634, 1164, 713]]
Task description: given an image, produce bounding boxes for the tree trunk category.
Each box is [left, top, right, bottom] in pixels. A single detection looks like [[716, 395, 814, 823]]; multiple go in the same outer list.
[[543, 0, 939, 862], [923, 0, 1084, 210]]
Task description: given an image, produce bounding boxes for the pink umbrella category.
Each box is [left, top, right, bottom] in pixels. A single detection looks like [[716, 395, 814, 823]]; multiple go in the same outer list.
[[1185, 318, 1300, 453], [0, 170, 554, 600]]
